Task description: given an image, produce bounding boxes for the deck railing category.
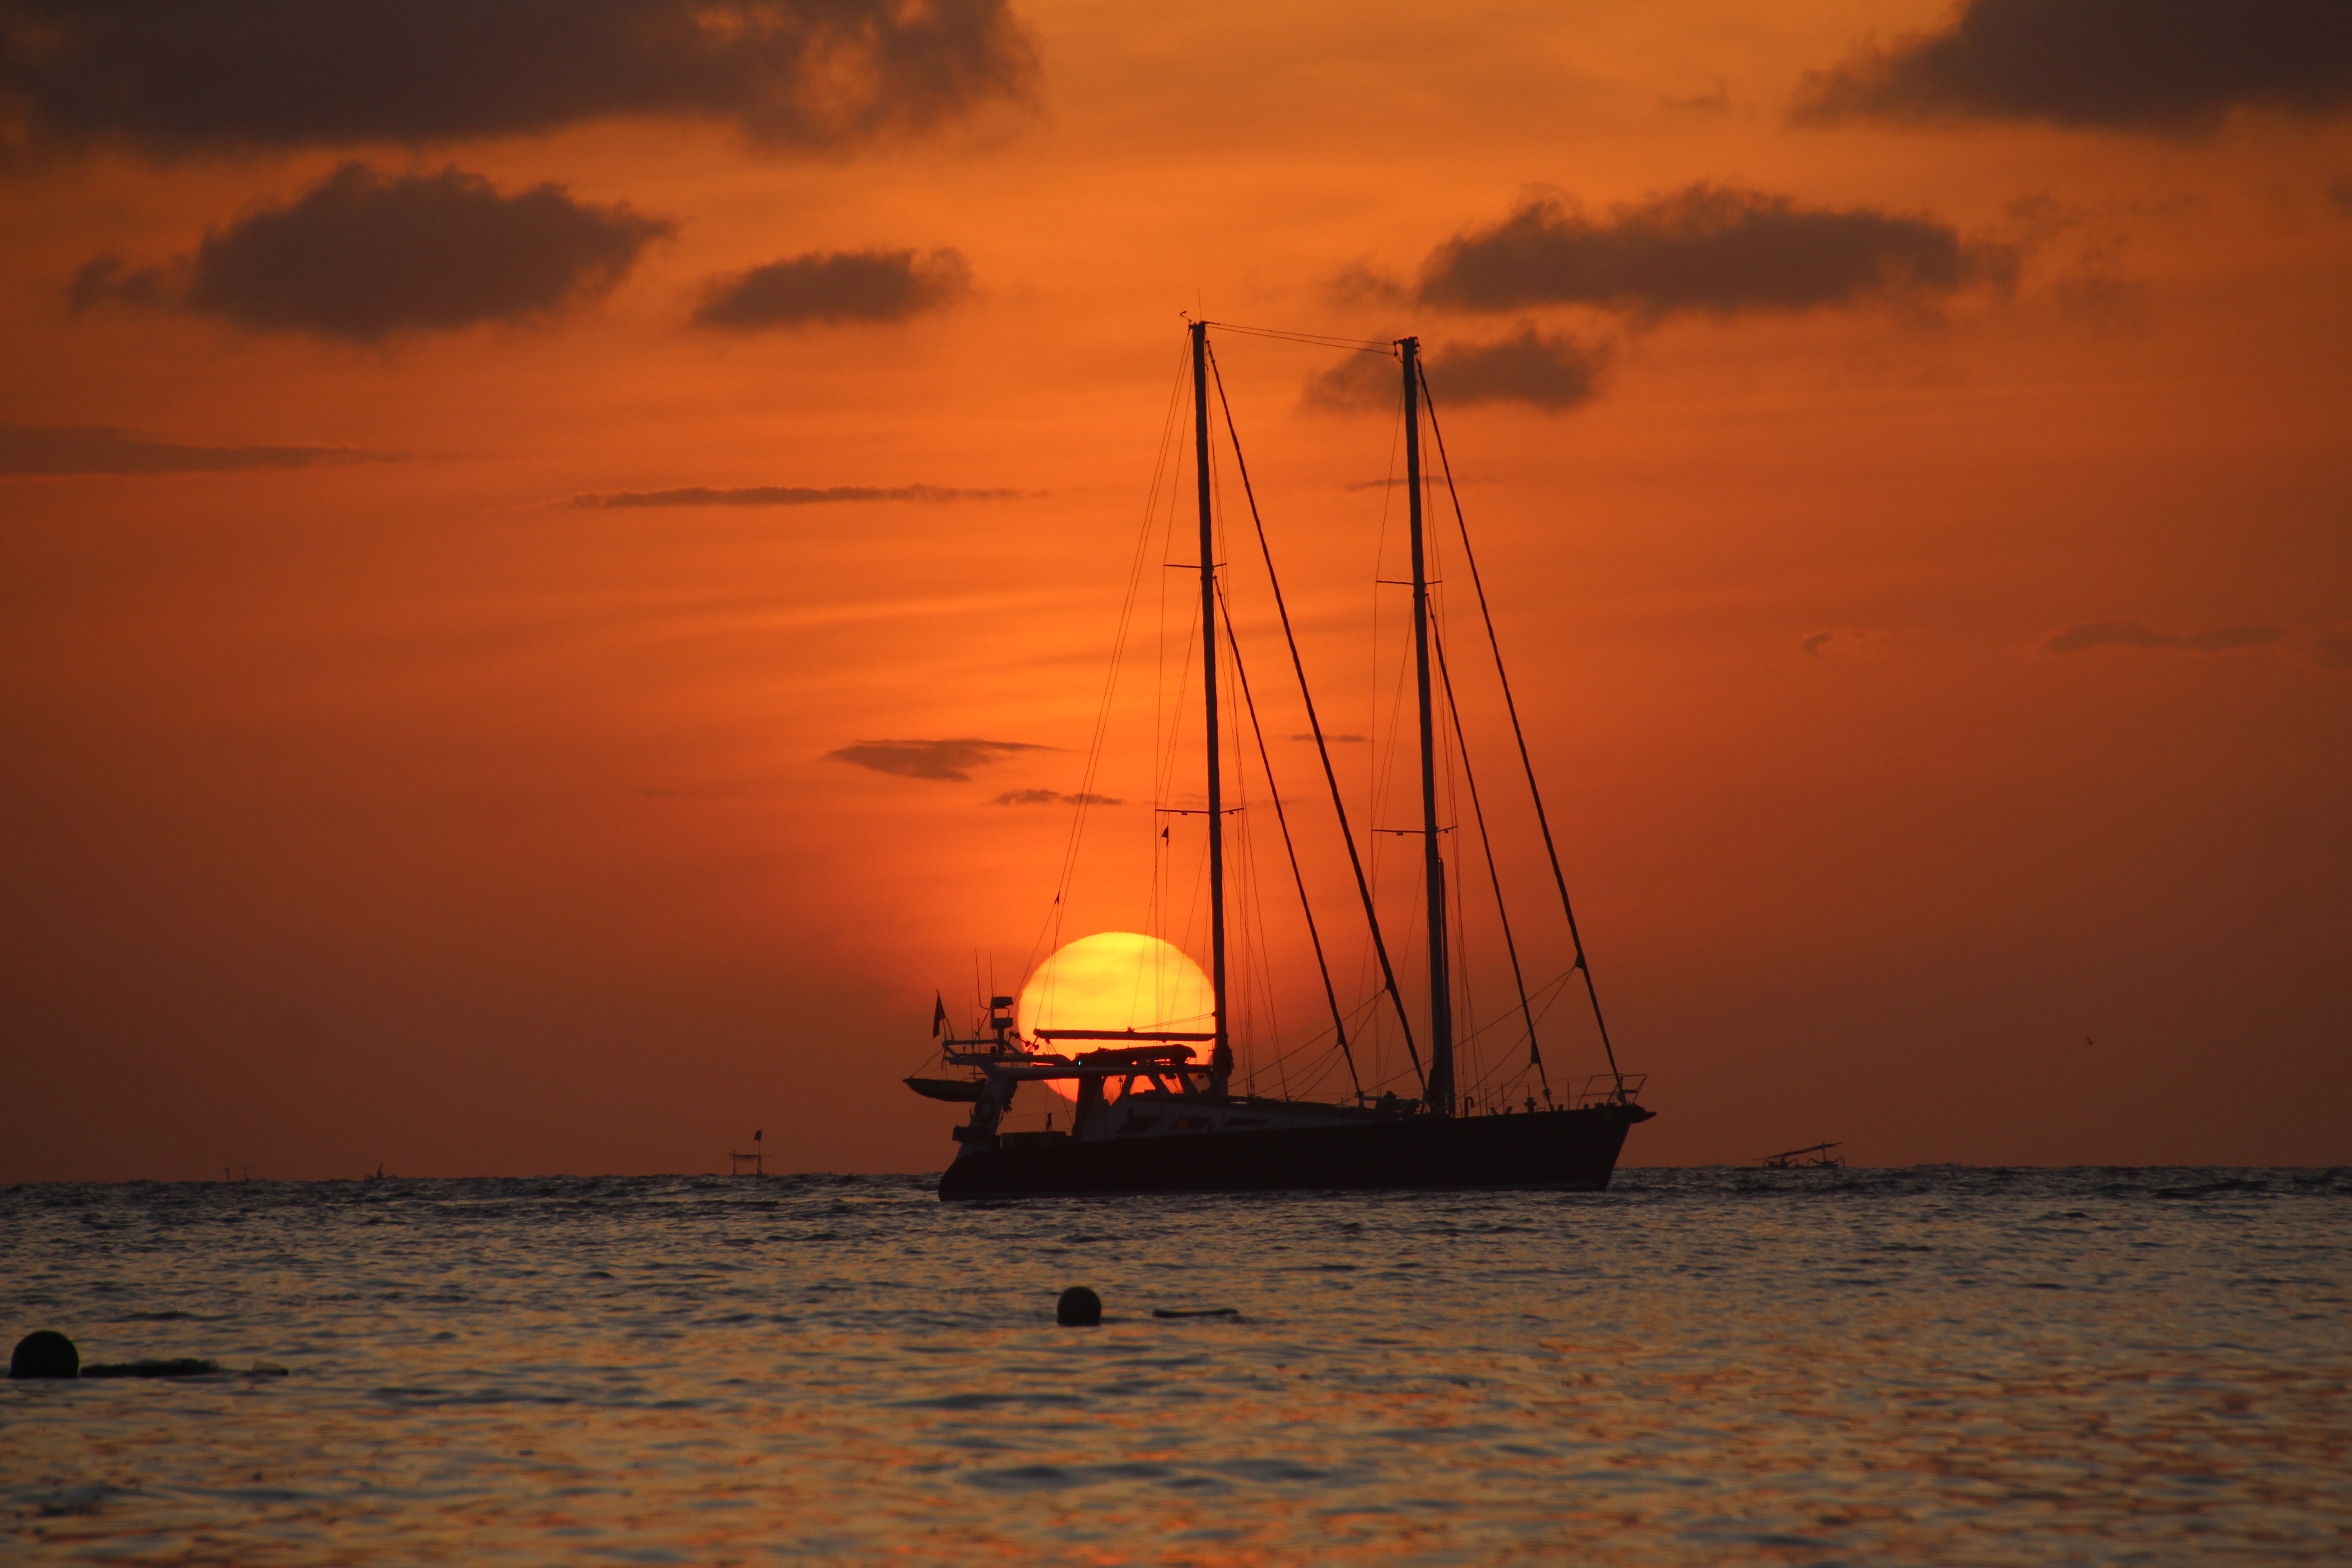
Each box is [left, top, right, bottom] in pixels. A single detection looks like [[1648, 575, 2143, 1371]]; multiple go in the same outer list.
[[1572, 1073, 1647, 1107]]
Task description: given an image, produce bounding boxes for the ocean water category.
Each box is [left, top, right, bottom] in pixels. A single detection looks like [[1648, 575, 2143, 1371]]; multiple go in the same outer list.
[[4, 1168, 2347, 1566]]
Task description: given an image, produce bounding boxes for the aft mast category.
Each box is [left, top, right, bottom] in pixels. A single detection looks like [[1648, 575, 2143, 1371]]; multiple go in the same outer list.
[[1401, 337, 1454, 1116], [1193, 321, 1232, 1098]]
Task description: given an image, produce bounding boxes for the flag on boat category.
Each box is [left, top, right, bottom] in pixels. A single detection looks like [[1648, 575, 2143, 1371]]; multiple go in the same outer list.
[[931, 993, 948, 1037]]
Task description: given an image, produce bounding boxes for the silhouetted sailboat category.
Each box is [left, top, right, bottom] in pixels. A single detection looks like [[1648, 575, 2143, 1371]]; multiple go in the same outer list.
[[909, 322, 1651, 1198]]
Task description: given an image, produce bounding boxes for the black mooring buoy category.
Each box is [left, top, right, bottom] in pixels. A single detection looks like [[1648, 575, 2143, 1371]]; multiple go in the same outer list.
[[1055, 1286, 1102, 1326], [9, 1330, 79, 1379]]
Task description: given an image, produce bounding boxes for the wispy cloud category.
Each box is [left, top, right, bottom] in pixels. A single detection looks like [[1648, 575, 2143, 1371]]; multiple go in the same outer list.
[[1793, 0, 2352, 134], [1432, 326, 1609, 409], [567, 484, 1026, 508], [693, 248, 972, 330], [825, 738, 1057, 782], [1797, 628, 1906, 659], [990, 789, 1123, 806], [1661, 79, 1733, 115], [1305, 327, 1610, 414], [1, 423, 405, 476], [1341, 477, 1493, 492], [2045, 619, 2285, 655]]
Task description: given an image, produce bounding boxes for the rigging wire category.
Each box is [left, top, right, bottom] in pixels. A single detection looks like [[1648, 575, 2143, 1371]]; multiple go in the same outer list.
[[1196, 319, 1395, 354], [1216, 575, 1360, 1096], [1417, 362, 1627, 1095], [1431, 612, 1553, 1104], [1453, 966, 1576, 1056], [1206, 338, 1424, 1098], [1025, 342, 1193, 996], [1367, 397, 1418, 1087]]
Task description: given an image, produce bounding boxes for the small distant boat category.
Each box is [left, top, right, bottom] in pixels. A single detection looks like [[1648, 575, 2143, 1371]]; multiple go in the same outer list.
[[905, 323, 1652, 1199], [1759, 1142, 1845, 1170], [727, 1131, 768, 1176]]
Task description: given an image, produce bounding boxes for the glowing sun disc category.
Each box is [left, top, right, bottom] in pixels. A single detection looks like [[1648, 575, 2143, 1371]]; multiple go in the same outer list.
[[1017, 932, 1214, 1102]]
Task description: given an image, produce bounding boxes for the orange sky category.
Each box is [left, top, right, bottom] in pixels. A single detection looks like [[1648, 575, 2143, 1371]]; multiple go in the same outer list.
[[3, 0, 2348, 1181]]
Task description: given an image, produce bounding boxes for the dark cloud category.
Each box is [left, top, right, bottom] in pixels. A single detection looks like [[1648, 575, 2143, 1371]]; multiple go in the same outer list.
[[73, 164, 671, 341], [692, 248, 971, 330], [990, 789, 1123, 807], [0, 0, 1036, 157], [1304, 328, 1610, 414], [0, 423, 403, 476], [568, 483, 1024, 507], [1793, 0, 2352, 133], [2045, 619, 2285, 654], [1415, 186, 2011, 320], [825, 738, 1057, 782], [1425, 326, 1610, 409]]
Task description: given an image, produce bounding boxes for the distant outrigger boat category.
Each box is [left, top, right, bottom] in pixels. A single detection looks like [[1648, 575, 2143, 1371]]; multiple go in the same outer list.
[[907, 322, 1652, 1199], [1759, 1142, 1845, 1170]]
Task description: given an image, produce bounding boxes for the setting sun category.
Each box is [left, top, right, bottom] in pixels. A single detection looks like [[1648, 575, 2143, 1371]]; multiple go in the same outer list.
[[1016, 931, 1214, 1099]]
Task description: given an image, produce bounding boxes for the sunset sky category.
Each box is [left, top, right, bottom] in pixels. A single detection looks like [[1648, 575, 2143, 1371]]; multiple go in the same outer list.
[[4, 0, 2347, 1181]]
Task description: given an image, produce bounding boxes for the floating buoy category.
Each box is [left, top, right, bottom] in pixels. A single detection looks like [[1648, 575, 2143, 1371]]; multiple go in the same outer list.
[[8, 1330, 79, 1379], [1055, 1286, 1102, 1326]]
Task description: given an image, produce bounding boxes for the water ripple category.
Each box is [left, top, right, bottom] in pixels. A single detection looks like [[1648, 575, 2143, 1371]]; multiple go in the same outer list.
[[4, 1167, 2347, 1564]]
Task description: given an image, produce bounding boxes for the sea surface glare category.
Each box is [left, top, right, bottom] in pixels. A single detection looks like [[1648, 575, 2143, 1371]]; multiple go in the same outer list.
[[4, 1168, 2347, 1565]]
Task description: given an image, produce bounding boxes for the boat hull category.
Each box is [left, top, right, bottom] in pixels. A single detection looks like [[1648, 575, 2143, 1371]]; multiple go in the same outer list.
[[937, 1103, 1651, 1200]]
